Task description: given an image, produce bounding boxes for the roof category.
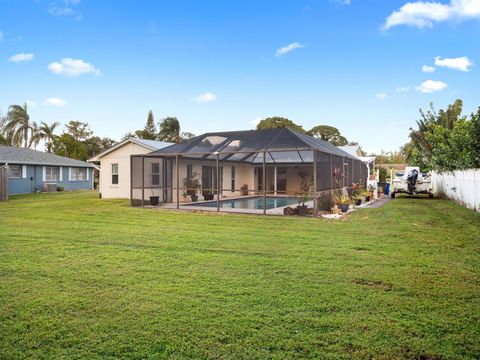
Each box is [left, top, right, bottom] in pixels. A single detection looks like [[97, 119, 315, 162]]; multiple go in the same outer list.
[[149, 128, 359, 162], [88, 138, 173, 162], [338, 145, 363, 157], [0, 146, 93, 167]]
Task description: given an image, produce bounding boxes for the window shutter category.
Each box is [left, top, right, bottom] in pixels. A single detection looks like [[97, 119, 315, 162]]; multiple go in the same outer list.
[[22, 165, 27, 178], [42, 166, 46, 181], [59, 167, 63, 181]]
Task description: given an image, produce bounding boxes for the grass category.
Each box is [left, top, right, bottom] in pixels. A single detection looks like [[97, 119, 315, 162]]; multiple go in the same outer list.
[[0, 191, 479, 359]]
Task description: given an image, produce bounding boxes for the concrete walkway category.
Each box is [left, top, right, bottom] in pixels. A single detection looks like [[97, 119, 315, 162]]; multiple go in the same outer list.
[[362, 196, 391, 208]]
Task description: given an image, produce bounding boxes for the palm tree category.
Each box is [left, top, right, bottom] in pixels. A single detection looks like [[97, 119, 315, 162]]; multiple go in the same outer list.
[[39, 121, 60, 152], [6, 103, 36, 148], [0, 113, 22, 146], [158, 117, 181, 143]]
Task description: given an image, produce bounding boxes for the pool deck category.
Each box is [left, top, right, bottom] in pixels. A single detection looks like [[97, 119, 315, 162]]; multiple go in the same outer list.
[[156, 195, 312, 215]]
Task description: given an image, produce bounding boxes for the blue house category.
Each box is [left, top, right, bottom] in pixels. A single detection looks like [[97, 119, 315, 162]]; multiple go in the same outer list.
[[0, 146, 93, 195]]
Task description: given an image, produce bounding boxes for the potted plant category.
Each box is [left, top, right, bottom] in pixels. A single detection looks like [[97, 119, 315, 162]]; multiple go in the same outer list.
[[368, 184, 374, 200], [336, 195, 351, 213], [182, 191, 188, 202], [149, 189, 160, 206], [353, 194, 363, 206], [297, 193, 310, 216], [202, 190, 214, 201], [240, 184, 249, 196], [182, 171, 201, 202]]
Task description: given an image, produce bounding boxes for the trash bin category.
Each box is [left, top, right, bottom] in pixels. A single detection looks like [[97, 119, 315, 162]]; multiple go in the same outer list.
[[384, 183, 390, 195]]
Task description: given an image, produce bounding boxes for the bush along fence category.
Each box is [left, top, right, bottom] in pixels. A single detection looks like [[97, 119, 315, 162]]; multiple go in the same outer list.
[[432, 169, 480, 212]]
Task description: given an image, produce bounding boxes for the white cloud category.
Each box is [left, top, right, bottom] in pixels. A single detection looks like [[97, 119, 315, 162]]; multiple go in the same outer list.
[[416, 80, 448, 93], [395, 86, 411, 92], [383, 0, 480, 30], [434, 56, 473, 71], [48, 58, 101, 77], [275, 42, 306, 57], [44, 98, 67, 107], [375, 93, 387, 100], [192, 92, 217, 104], [26, 100, 37, 108], [422, 65, 436, 73], [8, 53, 34, 63], [48, 0, 81, 16]]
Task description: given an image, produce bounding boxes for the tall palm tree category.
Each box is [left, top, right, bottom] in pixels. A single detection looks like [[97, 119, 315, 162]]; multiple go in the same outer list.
[[39, 121, 60, 152], [0, 113, 22, 146], [6, 103, 36, 148]]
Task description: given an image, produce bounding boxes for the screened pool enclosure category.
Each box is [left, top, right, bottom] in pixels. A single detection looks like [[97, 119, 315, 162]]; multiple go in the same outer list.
[[131, 128, 368, 216]]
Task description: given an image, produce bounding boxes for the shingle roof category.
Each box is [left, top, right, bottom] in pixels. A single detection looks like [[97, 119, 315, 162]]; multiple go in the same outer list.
[[151, 128, 359, 161], [0, 146, 93, 167], [133, 138, 172, 150], [88, 138, 173, 162]]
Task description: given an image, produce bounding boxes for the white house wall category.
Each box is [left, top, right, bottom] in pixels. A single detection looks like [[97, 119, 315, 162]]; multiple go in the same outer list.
[[100, 142, 153, 199]]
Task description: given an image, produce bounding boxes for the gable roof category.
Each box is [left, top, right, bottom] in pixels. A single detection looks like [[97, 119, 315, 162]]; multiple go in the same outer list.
[[151, 128, 359, 161], [88, 138, 173, 162], [338, 145, 363, 157], [0, 146, 92, 167]]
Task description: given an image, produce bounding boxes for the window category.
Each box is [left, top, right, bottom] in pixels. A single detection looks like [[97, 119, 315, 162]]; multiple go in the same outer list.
[[231, 166, 236, 192], [8, 165, 22, 179], [71, 167, 87, 181], [151, 163, 160, 186], [45, 167, 60, 181], [111, 163, 119, 185], [186, 164, 193, 180]]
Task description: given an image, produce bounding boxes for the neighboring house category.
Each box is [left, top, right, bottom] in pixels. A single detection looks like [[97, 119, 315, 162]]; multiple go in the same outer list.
[[88, 138, 172, 199], [0, 146, 93, 195], [338, 145, 376, 179], [130, 128, 369, 212]]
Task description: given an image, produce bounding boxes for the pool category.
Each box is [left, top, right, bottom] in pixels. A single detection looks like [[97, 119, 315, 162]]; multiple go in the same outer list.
[[189, 196, 302, 210]]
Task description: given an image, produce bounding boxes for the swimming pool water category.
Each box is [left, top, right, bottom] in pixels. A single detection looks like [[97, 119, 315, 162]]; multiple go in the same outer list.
[[190, 196, 301, 210]]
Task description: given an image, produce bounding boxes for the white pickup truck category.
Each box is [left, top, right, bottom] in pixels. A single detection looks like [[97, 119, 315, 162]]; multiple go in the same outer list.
[[391, 166, 433, 198]]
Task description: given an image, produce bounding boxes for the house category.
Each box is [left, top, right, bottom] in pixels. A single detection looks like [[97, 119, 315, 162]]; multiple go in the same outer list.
[[130, 128, 369, 215], [338, 145, 376, 179], [88, 138, 172, 199], [0, 146, 93, 195]]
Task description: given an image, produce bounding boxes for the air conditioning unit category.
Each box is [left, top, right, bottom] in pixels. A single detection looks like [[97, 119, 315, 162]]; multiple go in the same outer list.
[[46, 183, 57, 192]]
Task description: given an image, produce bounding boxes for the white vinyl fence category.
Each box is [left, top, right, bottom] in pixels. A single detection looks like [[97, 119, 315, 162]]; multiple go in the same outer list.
[[432, 170, 480, 212]]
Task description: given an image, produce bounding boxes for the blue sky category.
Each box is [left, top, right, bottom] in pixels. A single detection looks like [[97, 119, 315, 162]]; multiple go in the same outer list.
[[0, 0, 479, 153]]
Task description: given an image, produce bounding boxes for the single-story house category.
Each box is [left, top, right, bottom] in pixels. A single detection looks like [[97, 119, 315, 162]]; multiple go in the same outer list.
[[88, 138, 172, 199], [130, 128, 369, 215], [338, 145, 376, 178], [0, 145, 93, 195]]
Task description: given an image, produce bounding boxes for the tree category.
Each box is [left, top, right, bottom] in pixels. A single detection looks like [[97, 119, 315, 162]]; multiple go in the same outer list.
[[85, 136, 116, 157], [52, 133, 89, 161], [140, 110, 157, 140], [307, 125, 348, 146], [158, 117, 181, 143], [181, 132, 196, 141], [256, 117, 305, 133], [39, 121, 60, 153], [65, 121, 92, 141], [121, 131, 138, 141], [5, 103, 37, 148], [405, 99, 479, 171]]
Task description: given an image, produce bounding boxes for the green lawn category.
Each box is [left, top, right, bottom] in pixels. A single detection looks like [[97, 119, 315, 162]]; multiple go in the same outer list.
[[0, 191, 479, 359]]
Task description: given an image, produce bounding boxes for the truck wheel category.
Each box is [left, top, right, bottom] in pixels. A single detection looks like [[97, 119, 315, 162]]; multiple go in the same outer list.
[[391, 192, 396, 199]]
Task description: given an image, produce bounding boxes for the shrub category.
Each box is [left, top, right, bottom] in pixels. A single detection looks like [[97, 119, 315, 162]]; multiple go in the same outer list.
[[56, 186, 65, 192]]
